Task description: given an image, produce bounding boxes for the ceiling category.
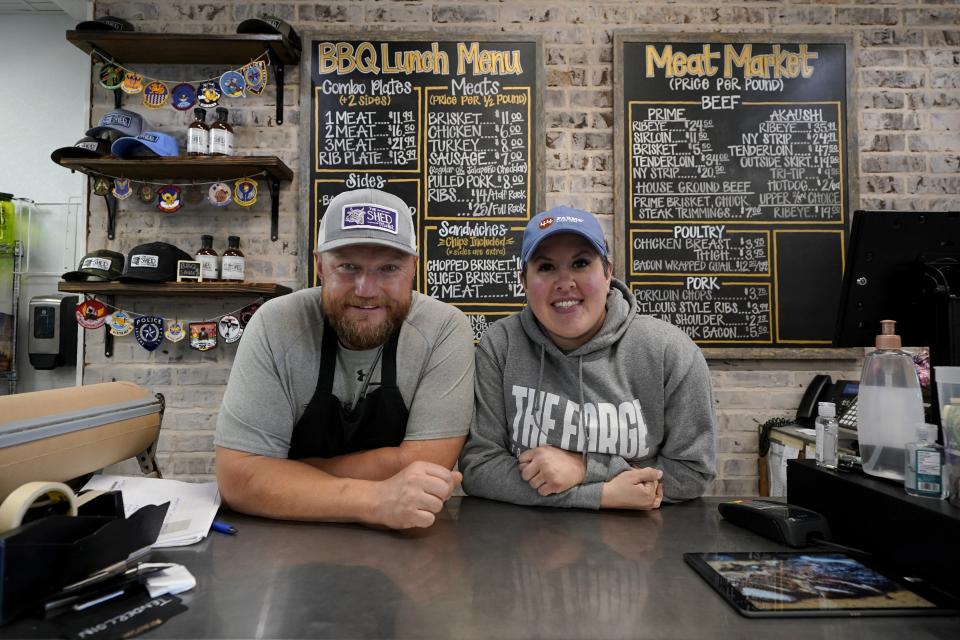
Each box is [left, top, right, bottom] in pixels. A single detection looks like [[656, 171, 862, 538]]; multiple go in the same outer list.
[[0, 0, 86, 19]]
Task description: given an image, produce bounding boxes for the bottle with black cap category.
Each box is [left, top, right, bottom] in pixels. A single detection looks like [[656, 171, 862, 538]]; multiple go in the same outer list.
[[221, 236, 245, 282], [186, 108, 209, 156], [196, 235, 219, 281], [210, 107, 234, 157]]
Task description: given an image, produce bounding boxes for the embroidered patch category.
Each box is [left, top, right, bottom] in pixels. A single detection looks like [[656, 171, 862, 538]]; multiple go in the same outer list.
[[142, 81, 169, 109], [219, 70, 245, 98], [233, 178, 257, 207], [129, 253, 159, 269], [189, 322, 217, 351], [156, 185, 183, 213], [341, 203, 399, 234], [134, 316, 165, 351], [112, 178, 132, 200], [98, 64, 124, 89], [217, 315, 243, 343], [76, 299, 108, 329], [107, 310, 134, 336], [197, 81, 221, 109], [165, 320, 185, 343], [170, 83, 197, 110]]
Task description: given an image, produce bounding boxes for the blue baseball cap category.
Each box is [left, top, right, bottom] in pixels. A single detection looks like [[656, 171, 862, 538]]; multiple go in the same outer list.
[[521, 206, 608, 266], [111, 132, 180, 158]]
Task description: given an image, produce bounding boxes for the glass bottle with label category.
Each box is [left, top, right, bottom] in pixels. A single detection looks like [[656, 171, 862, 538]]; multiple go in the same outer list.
[[221, 235, 245, 281], [209, 107, 234, 156], [905, 423, 945, 499], [195, 234, 219, 281], [815, 402, 839, 470], [186, 107, 209, 156]]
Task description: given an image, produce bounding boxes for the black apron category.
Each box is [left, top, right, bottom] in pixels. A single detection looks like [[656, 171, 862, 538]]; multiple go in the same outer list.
[[288, 320, 408, 459]]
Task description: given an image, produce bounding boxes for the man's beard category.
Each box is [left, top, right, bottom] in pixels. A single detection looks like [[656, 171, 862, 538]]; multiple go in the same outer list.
[[323, 289, 412, 349]]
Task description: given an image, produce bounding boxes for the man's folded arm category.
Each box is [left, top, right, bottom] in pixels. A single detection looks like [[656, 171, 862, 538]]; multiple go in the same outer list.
[[300, 436, 466, 481], [215, 446, 382, 522]]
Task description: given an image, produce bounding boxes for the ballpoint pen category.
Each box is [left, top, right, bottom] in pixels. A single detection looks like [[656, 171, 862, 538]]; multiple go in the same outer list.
[[211, 520, 238, 535]]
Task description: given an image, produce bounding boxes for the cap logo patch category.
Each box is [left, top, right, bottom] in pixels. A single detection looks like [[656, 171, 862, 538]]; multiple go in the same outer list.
[[81, 257, 112, 270], [76, 141, 99, 152], [539, 216, 554, 229], [138, 133, 160, 143], [555, 216, 583, 224], [101, 113, 132, 127], [342, 204, 398, 235], [130, 254, 159, 268]]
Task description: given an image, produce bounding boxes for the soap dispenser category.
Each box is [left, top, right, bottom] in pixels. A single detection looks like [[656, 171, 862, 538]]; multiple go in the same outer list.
[[857, 319, 925, 481]]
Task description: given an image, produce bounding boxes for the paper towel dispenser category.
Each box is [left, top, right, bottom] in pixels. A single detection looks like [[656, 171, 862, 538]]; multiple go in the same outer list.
[[28, 294, 78, 370]]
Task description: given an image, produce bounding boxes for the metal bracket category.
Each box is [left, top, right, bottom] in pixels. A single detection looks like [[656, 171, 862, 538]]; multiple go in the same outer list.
[[103, 193, 117, 240], [102, 294, 114, 358], [270, 55, 285, 125], [136, 392, 166, 478], [270, 178, 280, 241], [275, 64, 285, 125], [113, 87, 122, 109]]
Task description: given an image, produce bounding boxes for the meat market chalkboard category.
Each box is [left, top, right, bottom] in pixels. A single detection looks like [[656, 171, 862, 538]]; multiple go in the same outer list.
[[306, 36, 544, 340], [614, 34, 858, 347]]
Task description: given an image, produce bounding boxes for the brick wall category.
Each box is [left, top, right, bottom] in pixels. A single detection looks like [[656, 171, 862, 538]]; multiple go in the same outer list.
[[91, 1, 958, 491]]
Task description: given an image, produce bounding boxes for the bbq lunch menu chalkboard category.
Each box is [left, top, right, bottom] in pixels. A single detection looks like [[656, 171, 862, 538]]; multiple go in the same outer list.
[[308, 36, 543, 340], [615, 34, 857, 347]]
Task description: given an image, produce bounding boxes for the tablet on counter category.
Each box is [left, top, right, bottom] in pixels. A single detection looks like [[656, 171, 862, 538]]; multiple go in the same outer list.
[[684, 551, 960, 618]]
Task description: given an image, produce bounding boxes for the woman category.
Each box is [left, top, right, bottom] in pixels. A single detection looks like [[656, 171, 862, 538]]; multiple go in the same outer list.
[[459, 206, 716, 510]]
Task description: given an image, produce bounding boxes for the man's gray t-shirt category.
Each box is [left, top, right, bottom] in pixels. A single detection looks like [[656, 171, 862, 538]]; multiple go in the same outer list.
[[215, 288, 476, 457]]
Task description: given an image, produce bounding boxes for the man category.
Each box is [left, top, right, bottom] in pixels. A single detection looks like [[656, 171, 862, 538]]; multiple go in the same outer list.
[[215, 189, 475, 529]]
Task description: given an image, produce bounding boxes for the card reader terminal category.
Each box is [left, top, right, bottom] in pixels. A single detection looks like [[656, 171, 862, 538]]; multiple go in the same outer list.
[[718, 499, 831, 548]]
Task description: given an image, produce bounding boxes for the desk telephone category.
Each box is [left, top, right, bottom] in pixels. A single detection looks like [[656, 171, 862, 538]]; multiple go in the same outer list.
[[797, 374, 859, 430]]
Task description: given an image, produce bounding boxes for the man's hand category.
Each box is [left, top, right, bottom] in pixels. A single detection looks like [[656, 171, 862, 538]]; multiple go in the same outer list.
[[375, 460, 462, 529], [600, 467, 663, 510], [518, 446, 587, 496]]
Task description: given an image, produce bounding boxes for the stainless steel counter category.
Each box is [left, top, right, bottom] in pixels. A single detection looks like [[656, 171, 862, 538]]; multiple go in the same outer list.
[[11, 497, 960, 638]]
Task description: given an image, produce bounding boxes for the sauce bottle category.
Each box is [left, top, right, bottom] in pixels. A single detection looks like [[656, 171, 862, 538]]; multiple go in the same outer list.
[[209, 107, 234, 156], [186, 107, 209, 156], [221, 235, 245, 281], [196, 234, 219, 281]]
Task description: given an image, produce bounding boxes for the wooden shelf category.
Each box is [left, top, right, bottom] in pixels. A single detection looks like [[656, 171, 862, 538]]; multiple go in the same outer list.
[[57, 156, 293, 182], [66, 30, 297, 126], [58, 281, 292, 297], [66, 31, 299, 65], [55, 156, 292, 242]]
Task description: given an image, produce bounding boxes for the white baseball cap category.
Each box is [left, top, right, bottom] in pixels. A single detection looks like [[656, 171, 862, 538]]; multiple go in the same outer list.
[[317, 189, 418, 256]]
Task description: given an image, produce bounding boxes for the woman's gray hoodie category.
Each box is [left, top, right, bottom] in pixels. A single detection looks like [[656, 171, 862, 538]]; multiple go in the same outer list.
[[459, 279, 717, 508]]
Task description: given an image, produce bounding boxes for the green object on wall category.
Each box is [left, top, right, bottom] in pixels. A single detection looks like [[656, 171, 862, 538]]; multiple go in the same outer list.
[[0, 193, 15, 256]]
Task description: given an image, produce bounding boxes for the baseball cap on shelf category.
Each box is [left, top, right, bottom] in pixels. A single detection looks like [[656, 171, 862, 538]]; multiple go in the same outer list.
[[62, 249, 125, 282], [118, 242, 193, 283], [520, 206, 609, 266], [111, 132, 179, 158], [50, 136, 112, 164], [236, 14, 301, 57], [86, 109, 149, 139], [75, 16, 134, 31], [317, 189, 418, 257]]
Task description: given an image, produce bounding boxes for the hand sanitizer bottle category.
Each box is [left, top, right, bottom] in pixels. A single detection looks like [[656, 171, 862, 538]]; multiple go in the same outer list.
[[905, 423, 945, 499], [815, 402, 839, 470]]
